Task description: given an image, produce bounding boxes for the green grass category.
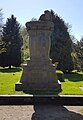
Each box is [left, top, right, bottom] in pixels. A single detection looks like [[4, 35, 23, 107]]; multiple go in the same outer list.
[[60, 72, 83, 95], [0, 67, 24, 94], [0, 67, 83, 95]]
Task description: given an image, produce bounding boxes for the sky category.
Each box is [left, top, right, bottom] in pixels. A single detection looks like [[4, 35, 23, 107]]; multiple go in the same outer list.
[[0, 0, 83, 40]]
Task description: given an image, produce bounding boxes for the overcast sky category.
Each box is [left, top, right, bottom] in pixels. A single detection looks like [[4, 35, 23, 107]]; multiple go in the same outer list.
[[0, 0, 83, 40]]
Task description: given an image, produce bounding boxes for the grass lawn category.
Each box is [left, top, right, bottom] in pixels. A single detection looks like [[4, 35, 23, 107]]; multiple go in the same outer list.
[[0, 67, 83, 95], [60, 72, 83, 95], [0, 67, 24, 94]]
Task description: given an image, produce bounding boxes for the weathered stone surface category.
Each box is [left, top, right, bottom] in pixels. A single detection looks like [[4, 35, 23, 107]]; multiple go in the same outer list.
[[15, 10, 61, 92]]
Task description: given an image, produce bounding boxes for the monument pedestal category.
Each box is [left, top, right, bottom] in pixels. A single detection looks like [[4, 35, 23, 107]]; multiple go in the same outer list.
[[15, 10, 61, 92], [15, 59, 61, 91]]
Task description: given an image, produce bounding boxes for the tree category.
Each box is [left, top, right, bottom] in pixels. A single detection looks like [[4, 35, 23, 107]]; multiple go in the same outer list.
[[0, 15, 23, 68], [71, 42, 80, 70], [79, 38, 83, 71], [20, 26, 29, 63], [0, 9, 3, 36], [73, 38, 83, 71], [49, 10, 74, 73], [0, 9, 4, 53]]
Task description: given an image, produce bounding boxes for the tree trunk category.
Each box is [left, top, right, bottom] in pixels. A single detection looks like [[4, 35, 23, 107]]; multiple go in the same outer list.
[[9, 65, 11, 69]]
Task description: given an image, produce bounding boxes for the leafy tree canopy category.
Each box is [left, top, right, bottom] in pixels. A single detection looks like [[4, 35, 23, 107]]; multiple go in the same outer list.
[[0, 15, 23, 68], [49, 10, 74, 73]]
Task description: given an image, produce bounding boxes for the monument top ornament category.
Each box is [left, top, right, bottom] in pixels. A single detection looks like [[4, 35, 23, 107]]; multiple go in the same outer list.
[[26, 10, 54, 31], [39, 10, 52, 21]]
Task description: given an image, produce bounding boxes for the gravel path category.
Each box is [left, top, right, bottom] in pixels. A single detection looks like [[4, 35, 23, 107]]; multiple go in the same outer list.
[[0, 105, 83, 120]]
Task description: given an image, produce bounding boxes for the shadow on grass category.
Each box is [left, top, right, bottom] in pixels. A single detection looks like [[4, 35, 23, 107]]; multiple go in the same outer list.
[[0, 67, 22, 73], [64, 72, 83, 82]]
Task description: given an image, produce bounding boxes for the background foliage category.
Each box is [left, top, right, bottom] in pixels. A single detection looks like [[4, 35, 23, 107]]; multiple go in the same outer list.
[[0, 9, 83, 72], [0, 14, 23, 68]]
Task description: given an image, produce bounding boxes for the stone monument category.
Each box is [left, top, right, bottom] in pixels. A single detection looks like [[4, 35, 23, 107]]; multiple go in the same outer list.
[[15, 10, 61, 92]]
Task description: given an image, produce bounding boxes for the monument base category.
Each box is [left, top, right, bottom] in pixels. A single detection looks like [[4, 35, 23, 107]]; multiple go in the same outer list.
[[15, 59, 61, 92], [15, 80, 61, 92]]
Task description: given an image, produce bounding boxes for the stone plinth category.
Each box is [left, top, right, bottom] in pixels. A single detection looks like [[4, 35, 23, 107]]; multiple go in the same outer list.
[[15, 10, 61, 92]]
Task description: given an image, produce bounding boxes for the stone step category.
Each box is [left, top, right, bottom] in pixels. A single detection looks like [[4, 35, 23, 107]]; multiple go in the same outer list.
[[0, 95, 83, 105]]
